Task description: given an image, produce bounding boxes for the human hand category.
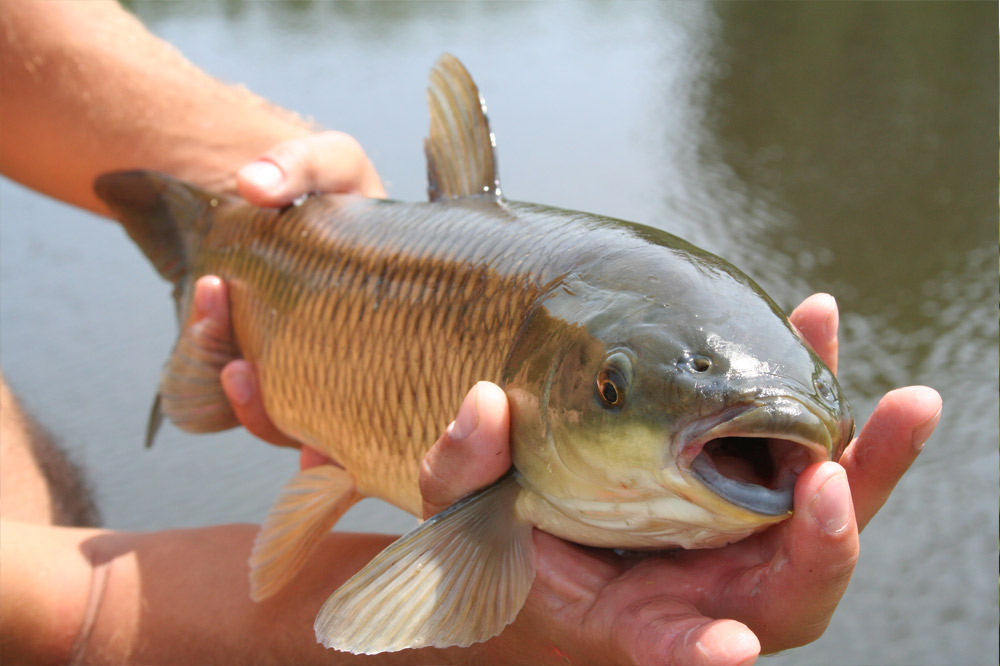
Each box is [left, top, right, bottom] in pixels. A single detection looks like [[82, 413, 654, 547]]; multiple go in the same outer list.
[[187, 272, 941, 664], [237, 130, 385, 204], [416, 293, 942, 665]]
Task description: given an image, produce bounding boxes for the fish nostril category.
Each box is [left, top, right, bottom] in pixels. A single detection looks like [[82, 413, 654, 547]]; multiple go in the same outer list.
[[814, 376, 836, 404], [679, 352, 713, 374]]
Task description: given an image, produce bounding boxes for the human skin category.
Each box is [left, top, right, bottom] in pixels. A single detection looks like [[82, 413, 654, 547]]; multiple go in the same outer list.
[[0, 0, 383, 214]]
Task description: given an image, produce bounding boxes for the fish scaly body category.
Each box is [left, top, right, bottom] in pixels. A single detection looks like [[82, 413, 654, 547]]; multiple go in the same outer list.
[[95, 54, 854, 654], [177, 194, 626, 514]]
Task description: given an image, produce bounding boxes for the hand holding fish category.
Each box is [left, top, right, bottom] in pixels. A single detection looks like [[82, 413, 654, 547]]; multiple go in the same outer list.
[[423, 294, 942, 665], [191, 269, 940, 664], [156, 55, 941, 662], [236, 131, 386, 206]]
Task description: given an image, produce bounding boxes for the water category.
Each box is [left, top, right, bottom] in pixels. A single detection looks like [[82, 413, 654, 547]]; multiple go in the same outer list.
[[1, 2, 995, 664]]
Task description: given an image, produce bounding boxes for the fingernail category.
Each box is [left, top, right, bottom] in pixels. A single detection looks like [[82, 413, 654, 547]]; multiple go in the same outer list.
[[447, 384, 480, 440], [688, 620, 759, 666], [824, 306, 838, 342], [224, 365, 253, 406], [240, 160, 284, 192], [811, 464, 851, 535], [911, 405, 941, 452]]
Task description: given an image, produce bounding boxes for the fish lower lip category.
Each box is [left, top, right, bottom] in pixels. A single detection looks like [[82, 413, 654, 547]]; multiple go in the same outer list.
[[691, 448, 793, 515], [680, 399, 834, 516]]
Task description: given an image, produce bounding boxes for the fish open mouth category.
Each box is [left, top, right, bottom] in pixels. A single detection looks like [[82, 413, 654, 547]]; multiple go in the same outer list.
[[691, 436, 813, 515], [682, 401, 834, 516]]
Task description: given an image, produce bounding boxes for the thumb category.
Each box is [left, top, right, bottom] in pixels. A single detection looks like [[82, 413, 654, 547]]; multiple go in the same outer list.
[[599, 593, 760, 666], [748, 462, 859, 653], [419, 382, 511, 519], [237, 131, 385, 206]]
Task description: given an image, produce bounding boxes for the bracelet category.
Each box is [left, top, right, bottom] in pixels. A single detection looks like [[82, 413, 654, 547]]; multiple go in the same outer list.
[[67, 558, 110, 665]]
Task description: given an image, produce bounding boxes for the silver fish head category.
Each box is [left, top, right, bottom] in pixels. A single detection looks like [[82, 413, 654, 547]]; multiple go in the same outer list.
[[504, 227, 853, 550]]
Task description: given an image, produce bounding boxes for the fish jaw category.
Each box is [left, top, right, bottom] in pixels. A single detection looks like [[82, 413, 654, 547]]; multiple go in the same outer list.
[[512, 396, 844, 551], [675, 397, 840, 517], [513, 475, 773, 550]]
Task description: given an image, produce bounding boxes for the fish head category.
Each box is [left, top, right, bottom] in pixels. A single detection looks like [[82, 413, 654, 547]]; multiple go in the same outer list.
[[503, 242, 854, 550]]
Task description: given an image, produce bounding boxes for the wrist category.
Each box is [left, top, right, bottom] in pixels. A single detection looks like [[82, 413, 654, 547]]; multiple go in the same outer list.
[[0, 521, 103, 665]]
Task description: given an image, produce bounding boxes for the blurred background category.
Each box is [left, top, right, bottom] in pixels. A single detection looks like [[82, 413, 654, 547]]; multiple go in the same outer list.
[[1, 2, 996, 664]]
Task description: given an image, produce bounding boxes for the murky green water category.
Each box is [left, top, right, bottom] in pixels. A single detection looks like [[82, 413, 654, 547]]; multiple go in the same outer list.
[[1, 2, 995, 664]]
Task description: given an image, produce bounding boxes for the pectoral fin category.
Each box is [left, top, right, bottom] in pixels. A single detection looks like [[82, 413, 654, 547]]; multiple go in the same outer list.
[[250, 464, 361, 601], [314, 473, 534, 654]]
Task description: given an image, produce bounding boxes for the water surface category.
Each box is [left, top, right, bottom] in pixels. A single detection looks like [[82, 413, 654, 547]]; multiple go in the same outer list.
[[1, 2, 995, 664]]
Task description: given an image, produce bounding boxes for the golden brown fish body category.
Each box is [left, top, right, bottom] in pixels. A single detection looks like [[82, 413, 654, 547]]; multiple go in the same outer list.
[[188, 195, 569, 513], [96, 55, 853, 654]]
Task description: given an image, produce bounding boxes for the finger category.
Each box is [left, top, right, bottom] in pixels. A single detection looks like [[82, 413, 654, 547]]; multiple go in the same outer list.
[[660, 618, 760, 666], [789, 293, 839, 373], [299, 444, 343, 470], [621, 606, 759, 666], [604, 593, 759, 666], [220, 360, 301, 449], [839, 385, 941, 530], [189, 276, 237, 359], [300, 445, 336, 471], [191, 275, 229, 325], [188, 276, 239, 363], [737, 461, 859, 654], [519, 532, 758, 666], [237, 131, 385, 206], [419, 382, 510, 519]]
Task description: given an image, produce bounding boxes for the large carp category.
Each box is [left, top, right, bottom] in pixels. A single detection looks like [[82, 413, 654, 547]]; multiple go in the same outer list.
[[95, 54, 853, 654]]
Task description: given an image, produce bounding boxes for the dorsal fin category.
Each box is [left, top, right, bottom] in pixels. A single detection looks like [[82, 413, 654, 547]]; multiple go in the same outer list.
[[424, 54, 502, 202]]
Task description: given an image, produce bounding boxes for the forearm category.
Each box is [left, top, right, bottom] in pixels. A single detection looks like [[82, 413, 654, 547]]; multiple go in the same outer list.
[[0, 0, 312, 215], [80, 524, 395, 665], [0, 520, 98, 665], [1, 520, 479, 666]]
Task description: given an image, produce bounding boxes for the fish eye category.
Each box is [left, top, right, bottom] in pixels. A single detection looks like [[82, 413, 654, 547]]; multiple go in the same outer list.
[[596, 351, 632, 409], [598, 377, 622, 406], [679, 352, 712, 373]]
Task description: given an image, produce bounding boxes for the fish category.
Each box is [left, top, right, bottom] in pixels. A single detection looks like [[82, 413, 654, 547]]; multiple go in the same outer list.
[[94, 54, 854, 654]]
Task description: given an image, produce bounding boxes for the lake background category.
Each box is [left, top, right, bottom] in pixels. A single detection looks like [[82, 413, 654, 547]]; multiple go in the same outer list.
[[1, 2, 996, 664]]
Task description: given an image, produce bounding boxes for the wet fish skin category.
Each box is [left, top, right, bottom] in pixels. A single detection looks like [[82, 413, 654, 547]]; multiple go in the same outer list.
[[501, 211, 850, 547], [94, 53, 853, 654]]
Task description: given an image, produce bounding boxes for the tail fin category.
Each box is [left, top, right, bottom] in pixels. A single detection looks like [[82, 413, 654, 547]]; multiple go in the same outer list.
[[94, 170, 218, 312], [94, 171, 239, 446]]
